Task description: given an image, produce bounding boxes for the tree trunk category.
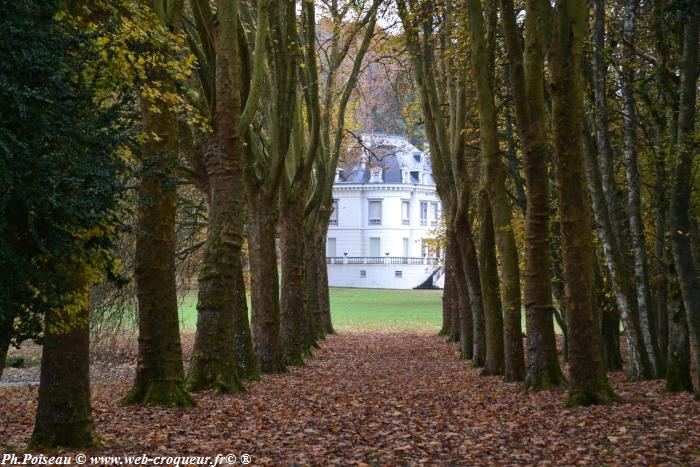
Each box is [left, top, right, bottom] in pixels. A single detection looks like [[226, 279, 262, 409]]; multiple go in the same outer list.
[[654, 159, 669, 374], [31, 280, 99, 448], [247, 200, 284, 373], [0, 313, 12, 381], [450, 233, 473, 358], [441, 251, 457, 338], [591, 0, 626, 257], [188, 0, 255, 392], [187, 168, 249, 392], [620, 0, 660, 376], [466, 0, 524, 382], [279, 189, 306, 366], [304, 228, 322, 347], [454, 190, 486, 365], [478, 189, 504, 375], [549, 0, 613, 406], [669, 0, 700, 399], [665, 303, 692, 393], [597, 260, 623, 371], [582, 104, 652, 380], [124, 81, 192, 407], [501, 0, 563, 389], [316, 223, 334, 335]]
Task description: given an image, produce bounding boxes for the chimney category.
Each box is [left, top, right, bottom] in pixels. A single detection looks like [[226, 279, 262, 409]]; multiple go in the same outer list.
[[369, 166, 383, 183]]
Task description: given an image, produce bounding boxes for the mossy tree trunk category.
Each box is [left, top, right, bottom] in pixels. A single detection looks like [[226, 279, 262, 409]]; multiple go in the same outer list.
[[125, 0, 192, 405], [450, 232, 473, 358], [187, 0, 257, 392], [247, 199, 285, 373], [0, 312, 13, 381], [31, 276, 99, 448], [441, 249, 458, 338], [454, 206, 486, 365], [466, 0, 524, 382], [478, 188, 504, 376], [279, 189, 307, 366], [549, 0, 614, 406], [665, 309, 692, 393], [669, 0, 700, 399], [316, 218, 335, 336], [303, 226, 322, 347], [501, 0, 564, 390], [125, 93, 193, 406]]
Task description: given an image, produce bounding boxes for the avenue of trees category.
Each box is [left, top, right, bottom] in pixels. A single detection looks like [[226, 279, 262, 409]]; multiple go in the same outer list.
[[0, 0, 698, 449]]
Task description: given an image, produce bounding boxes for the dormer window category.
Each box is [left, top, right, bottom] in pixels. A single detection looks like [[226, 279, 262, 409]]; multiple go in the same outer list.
[[369, 166, 383, 183], [410, 171, 421, 183], [413, 152, 422, 163]]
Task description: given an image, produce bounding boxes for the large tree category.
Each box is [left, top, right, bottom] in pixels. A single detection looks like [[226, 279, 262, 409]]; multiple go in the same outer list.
[[501, 0, 564, 389], [184, 0, 267, 391], [548, 0, 614, 405], [0, 0, 130, 446], [669, 0, 699, 398], [466, 0, 525, 382], [123, 0, 194, 408]]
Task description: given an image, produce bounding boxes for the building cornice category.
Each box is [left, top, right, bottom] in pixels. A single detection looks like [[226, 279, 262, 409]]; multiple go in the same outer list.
[[333, 183, 438, 195]]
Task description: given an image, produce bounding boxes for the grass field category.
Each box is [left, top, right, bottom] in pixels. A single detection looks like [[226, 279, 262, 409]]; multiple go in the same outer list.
[[178, 287, 444, 332]]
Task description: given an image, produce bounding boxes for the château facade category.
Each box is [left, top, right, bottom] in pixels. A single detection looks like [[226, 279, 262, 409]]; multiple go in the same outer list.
[[326, 134, 444, 289]]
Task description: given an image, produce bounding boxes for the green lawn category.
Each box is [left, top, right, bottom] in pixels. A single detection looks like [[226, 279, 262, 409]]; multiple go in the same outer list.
[[178, 287, 443, 332]]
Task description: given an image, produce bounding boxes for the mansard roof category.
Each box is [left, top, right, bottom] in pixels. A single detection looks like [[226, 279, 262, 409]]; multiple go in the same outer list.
[[335, 134, 435, 186]]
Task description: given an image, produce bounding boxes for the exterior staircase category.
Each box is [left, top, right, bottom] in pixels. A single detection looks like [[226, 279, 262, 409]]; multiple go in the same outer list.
[[414, 266, 444, 290]]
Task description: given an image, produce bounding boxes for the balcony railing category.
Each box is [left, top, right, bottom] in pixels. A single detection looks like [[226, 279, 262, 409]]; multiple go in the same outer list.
[[329, 218, 338, 226], [326, 256, 440, 266], [420, 219, 427, 226], [368, 218, 381, 225]]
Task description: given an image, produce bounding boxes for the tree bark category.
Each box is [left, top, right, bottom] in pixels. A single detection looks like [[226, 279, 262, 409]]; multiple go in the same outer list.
[[501, 0, 564, 389], [549, 0, 614, 406], [450, 232, 473, 357], [304, 227, 322, 347], [478, 189, 504, 375], [316, 222, 334, 335], [125, 74, 192, 406], [441, 251, 457, 338], [654, 153, 669, 374], [669, 2, 700, 398], [582, 86, 652, 379], [591, 0, 626, 257], [31, 279, 99, 448], [279, 190, 306, 366], [596, 259, 623, 371], [0, 313, 12, 381], [188, 0, 254, 392], [454, 210, 486, 365], [247, 201, 284, 373], [620, 0, 661, 376], [665, 305, 691, 392], [466, 0, 524, 382]]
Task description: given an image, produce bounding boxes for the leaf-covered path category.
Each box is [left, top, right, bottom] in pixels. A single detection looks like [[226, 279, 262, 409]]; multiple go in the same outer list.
[[2, 332, 699, 465]]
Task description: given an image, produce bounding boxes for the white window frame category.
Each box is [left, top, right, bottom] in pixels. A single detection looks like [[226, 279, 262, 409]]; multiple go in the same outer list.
[[430, 202, 438, 226], [402, 200, 410, 225], [420, 201, 428, 226], [329, 199, 338, 225], [368, 199, 382, 225]]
